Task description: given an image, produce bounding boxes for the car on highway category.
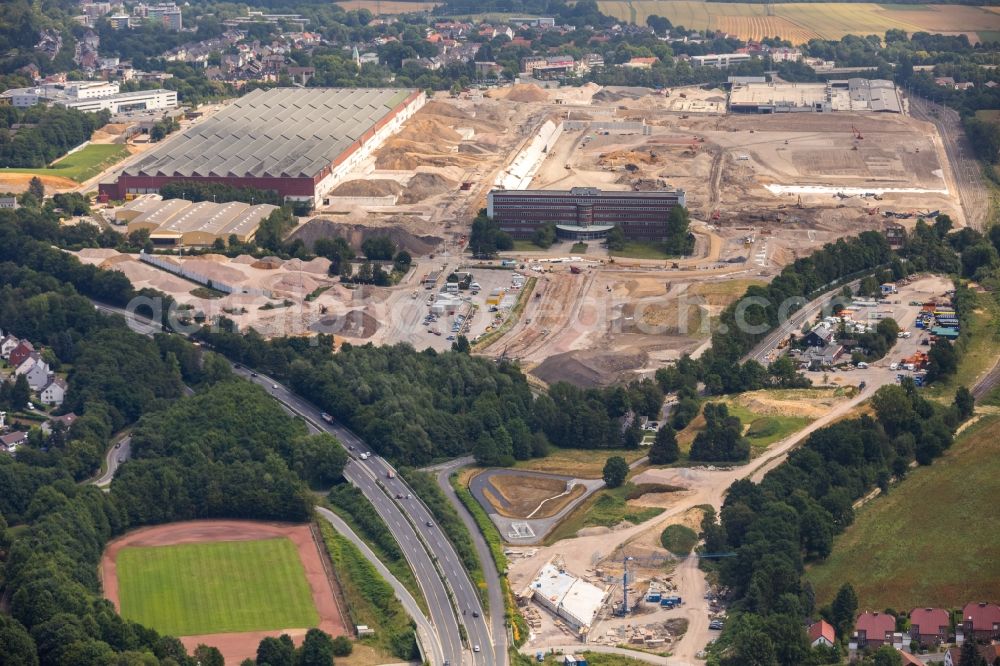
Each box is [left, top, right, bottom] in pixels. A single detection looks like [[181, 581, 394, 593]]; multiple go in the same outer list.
[[426, 520, 433, 527], [396, 493, 404, 499], [117, 456, 125, 464], [473, 645, 481, 653], [359, 452, 370, 460], [115, 442, 121, 449], [472, 610, 480, 618], [272, 384, 278, 390], [250, 372, 258, 377]]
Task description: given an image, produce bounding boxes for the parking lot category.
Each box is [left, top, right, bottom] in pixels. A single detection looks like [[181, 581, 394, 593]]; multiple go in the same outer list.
[[374, 264, 526, 351]]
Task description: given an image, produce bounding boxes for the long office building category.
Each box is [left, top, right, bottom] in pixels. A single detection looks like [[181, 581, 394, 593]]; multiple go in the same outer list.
[[100, 87, 425, 204], [486, 187, 686, 241], [0, 82, 177, 113]]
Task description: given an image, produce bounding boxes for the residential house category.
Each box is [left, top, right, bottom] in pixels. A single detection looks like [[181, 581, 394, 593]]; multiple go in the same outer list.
[[897, 650, 924, 666], [808, 620, 836, 647], [804, 322, 836, 348], [17, 356, 51, 391], [769, 47, 802, 62], [945, 644, 1000, 666], [0, 431, 27, 453], [7, 341, 35, 370], [962, 602, 1000, 641], [853, 611, 896, 650], [909, 607, 950, 646], [934, 76, 956, 88], [40, 376, 67, 406], [42, 412, 78, 435], [0, 334, 18, 359]]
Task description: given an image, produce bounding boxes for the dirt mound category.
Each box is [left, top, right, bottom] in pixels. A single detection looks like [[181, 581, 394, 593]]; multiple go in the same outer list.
[[331, 179, 403, 198], [0, 172, 77, 193], [251, 258, 281, 270], [502, 84, 549, 103], [420, 100, 471, 119], [231, 254, 257, 265], [285, 257, 331, 274], [599, 149, 661, 167], [289, 219, 441, 256], [399, 172, 457, 204], [310, 309, 379, 338], [531, 349, 648, 388]]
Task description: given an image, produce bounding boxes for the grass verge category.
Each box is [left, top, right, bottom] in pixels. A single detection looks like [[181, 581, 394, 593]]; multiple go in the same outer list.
[[805, 413, 1000, 609], [609, 241, 681, 261], [0, 144, 130, 182], [451, 473, 530, 647], [190, 286, 226, 299], [403, 469, 488, 608], [319, 522, 419, 660], [325, 485, 426, 614], [116, 537, 317, 635], [473, 276, 536, 350], [306, 285, 332, 302], [511, 447, 646, 479], [545, 482, 664, 545]]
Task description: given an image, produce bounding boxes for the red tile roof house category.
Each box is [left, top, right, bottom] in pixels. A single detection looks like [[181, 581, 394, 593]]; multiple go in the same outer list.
[[910, 607, 950, 646], [961, 602, 1000, 641], [945, 643, 1000, 666], [808, 619, 836, 647], [897, 650, 925, 666], [853, 611, 897, 650], [7, 340, 35, 369]]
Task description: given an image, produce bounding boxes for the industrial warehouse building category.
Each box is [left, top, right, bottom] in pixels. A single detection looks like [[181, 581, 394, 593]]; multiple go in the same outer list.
[[529, 563, 608, 632], [728, 79, 901, 113], [114, 194, 278, 246], [100, 87, 425, 205], [486, 187, 686, 241]]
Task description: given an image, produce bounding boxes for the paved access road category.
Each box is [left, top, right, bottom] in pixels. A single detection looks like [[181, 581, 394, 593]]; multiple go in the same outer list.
[[94, 435, 131, 488]]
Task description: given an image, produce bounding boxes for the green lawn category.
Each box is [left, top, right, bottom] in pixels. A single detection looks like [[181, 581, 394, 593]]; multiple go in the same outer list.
[[0, 144, 130, 183], [609, 241, 679, 261], [723, 403, 812, 455], [805, 414, 1000, 610], [545, 482, 664, 544], [116, 538, 318, 636]]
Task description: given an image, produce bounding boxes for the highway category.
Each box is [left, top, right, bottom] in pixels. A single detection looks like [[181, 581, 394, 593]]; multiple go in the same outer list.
[[236, 369, 493, 666], [93, 300, 494, 666]]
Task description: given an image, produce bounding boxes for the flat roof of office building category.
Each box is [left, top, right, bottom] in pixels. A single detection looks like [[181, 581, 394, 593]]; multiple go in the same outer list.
[[122, 87, 417, 180]]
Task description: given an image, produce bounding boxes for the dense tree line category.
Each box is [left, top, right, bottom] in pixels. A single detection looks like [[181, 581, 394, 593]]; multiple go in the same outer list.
[[0, 105, 110, 168], [0, 219, 351, 663], [159, 181, 283, 207], [703, 383, 970, 666], [689, 403, 750, 462]]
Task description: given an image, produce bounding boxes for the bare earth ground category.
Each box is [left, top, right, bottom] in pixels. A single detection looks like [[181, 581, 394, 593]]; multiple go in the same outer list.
[[101, 520, 347, 664]]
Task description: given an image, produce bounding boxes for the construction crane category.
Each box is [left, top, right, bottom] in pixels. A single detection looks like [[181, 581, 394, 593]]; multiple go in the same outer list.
[[852, 124, 864, 140]]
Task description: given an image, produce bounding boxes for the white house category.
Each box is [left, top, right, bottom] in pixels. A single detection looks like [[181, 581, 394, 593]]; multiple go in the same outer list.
[[16, 356, 51, 391], [0, 431, 27, 453], [0, 334, 18, 359], [40, 376, 67, 406]]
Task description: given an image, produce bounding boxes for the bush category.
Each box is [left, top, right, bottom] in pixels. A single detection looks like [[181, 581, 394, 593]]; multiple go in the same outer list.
[[660, 524, 698, 556], [331, 636, 353, 656]]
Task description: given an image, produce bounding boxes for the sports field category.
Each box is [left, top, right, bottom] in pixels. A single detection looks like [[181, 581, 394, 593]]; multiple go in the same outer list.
[[0, 144, 129, 183], [117, 538, 319, 636], [596, 1, 1000, 44]]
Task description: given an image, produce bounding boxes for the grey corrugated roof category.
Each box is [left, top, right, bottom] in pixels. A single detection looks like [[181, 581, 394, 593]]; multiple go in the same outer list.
[[124, 87, 415, 180]]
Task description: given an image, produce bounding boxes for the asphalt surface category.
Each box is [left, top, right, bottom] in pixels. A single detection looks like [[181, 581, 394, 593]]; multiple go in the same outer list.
[[94, 299, 491, 666], [94, 435, 131, 487], [431, 457, 508, 658]]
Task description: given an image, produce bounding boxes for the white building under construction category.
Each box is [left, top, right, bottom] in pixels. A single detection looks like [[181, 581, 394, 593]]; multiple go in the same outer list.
[[530, 563, 609, 632]]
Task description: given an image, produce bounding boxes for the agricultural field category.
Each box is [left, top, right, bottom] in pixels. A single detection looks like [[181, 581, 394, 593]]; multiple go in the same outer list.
[[595, 1, 1000, 44], [0, 144, 129, 183], [116, 538, 319, 636], [335, 0, 440, 12], [806, 413, 1000, 610]]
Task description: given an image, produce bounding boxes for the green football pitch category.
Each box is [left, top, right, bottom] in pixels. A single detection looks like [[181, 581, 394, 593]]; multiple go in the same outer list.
[[116, 537, 319, 636]]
